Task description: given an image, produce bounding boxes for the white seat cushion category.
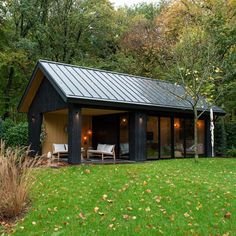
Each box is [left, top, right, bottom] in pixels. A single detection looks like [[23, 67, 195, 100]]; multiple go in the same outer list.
[[104, 145, 113, 153], [97, 144, 106, 151], [53, 144, 66, 153]]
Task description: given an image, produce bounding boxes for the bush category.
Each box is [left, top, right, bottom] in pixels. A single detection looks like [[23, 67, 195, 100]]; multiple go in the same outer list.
[[215, 121, 236, 157], [0, 119, 28, 147], [0, 119, 15, 140], [4, 122, 28, 147], [226, 147, 236, 157], [0, 141, 45, 219]]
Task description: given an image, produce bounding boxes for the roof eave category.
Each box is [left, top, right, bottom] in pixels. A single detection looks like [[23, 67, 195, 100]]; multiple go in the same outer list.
[[67, 96, 225, 115], [17, 61, 68, 113]]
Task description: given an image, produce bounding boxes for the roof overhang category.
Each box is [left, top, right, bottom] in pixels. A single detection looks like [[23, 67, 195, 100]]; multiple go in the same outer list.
[[18, 62, 67, 113], [18, 60, 226, 116]]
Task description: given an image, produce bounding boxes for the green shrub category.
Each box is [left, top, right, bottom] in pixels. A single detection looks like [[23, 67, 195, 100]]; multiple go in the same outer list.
[[226, 147, 236, 157], [215, 121, 236, 156], [0, 119, 15, 140], [4, 122, 28, 147]]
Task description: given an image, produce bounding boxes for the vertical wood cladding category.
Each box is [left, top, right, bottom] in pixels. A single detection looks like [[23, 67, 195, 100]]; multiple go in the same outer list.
[[28, 112, 43, 156], [68, 104, 82, 164], [42, 113, 68, 154], [129, 112, 147, 161], [28, 77, 67, 156]]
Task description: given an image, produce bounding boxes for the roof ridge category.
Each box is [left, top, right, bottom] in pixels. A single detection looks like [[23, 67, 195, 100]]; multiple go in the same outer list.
[[38, 59, 171, 85]]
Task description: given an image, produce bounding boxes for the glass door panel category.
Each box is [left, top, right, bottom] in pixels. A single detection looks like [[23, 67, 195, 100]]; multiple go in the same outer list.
[[174, 118, 185, 158], [160, 117, 171, 158], [147, 116, 159, 159]]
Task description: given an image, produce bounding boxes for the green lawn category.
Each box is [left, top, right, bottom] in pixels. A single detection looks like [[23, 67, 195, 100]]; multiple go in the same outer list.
[[11, 158, 236, 235]]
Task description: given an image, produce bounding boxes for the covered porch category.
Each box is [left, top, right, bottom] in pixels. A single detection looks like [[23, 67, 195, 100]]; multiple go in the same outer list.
[[41, 107, 135, 163]]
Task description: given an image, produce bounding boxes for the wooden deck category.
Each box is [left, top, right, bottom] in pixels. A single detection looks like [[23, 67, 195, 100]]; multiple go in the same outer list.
[[50, 157, 135, 167]]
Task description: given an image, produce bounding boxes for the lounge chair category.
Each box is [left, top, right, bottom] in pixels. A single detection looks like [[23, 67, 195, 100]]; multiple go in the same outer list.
[[186, 143, 204, 155], [52, 144, 68, 161], [52, 143, 84, 161], [87, 144, 116, 160]]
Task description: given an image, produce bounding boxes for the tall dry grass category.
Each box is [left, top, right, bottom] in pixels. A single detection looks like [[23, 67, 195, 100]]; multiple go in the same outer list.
[[0, 140, 46, 219]]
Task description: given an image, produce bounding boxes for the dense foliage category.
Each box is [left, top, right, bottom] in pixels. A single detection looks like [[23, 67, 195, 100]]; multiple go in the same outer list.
[[0, 119, 28, 147], [0, 0, 235, 123], [215, 121, 236, 157]]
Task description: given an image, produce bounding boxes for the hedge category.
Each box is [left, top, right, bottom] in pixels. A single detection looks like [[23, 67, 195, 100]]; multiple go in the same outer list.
[[215, 121, 236, 157], [0, 119, 28, 147]]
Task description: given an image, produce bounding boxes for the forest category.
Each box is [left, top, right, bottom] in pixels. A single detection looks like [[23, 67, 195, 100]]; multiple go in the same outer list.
[[0, 0, 235, 123]]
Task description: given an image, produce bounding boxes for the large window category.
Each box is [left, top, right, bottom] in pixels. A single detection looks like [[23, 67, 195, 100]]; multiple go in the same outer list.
[[146, 116, 205, 159], [160, 117, 171, 158], [147, 117, 159, 159], [183, 119, 205, 156], [174, 118, 185, 158]]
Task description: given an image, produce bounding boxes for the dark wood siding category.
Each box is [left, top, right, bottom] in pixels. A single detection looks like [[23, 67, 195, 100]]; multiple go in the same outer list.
[[129, 112, 147, 161], [29, 77, 66, 114], [68, 104, 82, 164], [28, 77, 67, 155]]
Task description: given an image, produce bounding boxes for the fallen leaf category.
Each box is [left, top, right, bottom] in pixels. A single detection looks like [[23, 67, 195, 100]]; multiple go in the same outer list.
[[155, 196, 162, 203], [84, 169, 91, 174], [184, 212, 190, 218], [145, 207, 151, 212], [224, 212, 231, 219], [94, 207, 99, 213], [78, 212, 86, 220]]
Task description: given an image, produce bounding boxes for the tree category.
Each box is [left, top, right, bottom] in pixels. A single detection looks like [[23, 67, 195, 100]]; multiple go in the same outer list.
[[164, 27, 223, 161]]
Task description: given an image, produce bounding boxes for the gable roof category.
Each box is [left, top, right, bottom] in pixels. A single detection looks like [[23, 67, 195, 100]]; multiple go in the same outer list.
[[18, 60, 225, 114]]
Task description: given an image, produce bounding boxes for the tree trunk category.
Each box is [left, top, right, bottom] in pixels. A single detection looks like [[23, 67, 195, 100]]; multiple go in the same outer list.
[[3, 66, 14, 117], [194, 106, 199, 162]]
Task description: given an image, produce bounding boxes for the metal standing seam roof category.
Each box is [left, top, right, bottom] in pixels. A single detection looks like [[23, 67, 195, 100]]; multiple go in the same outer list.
[[18, 60, 225, 114]]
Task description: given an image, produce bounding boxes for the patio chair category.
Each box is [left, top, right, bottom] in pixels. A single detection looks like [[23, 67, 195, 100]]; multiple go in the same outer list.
[[52, 143, 85, 162], [186, 143, 204, 155], [87, 144, 116, 160], [52, 144, 68, 162]]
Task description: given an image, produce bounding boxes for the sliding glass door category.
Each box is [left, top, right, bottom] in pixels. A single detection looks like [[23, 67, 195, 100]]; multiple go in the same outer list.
[[160, 117, 171, 158], [147, 117, 159, 159]]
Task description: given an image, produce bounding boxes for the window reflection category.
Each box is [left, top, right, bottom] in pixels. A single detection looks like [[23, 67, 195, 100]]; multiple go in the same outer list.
[[147, 117, 159, 159], [160, 117, 171, 158]]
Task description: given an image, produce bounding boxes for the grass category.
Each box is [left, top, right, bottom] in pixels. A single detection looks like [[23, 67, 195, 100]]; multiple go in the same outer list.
[[9, 158, 236, 235]]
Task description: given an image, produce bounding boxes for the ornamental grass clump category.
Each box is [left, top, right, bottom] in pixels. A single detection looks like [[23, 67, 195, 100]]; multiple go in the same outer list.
[[0, 140, 45, 219]]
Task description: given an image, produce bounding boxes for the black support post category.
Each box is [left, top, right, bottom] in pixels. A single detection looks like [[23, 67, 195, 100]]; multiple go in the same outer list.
[[129, 112, 147, 161], [205, 118, 212, 157], [28, 112, 43, 156], [171, 115, 175, 158], [68, 104, 82, 164]]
